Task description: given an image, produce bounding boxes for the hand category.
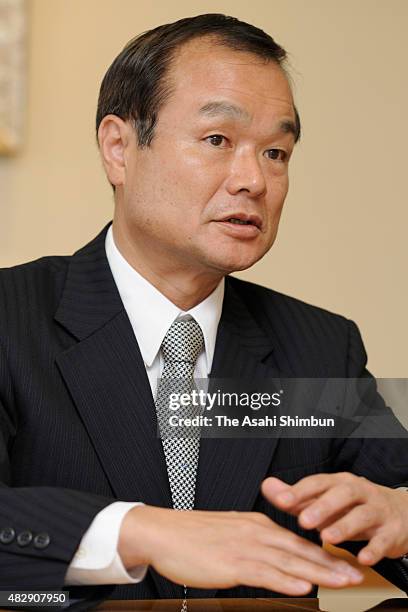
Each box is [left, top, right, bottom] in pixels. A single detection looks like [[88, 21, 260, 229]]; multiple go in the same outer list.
[[263, 473, 408, 566], [118, 504, 363, 595]]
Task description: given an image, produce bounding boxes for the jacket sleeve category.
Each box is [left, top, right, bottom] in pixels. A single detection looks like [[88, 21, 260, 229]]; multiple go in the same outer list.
[[332, 319, 408, 593], [0, 339, 115, 607]]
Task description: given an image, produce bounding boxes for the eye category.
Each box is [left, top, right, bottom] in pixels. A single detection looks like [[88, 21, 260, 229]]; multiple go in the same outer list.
[[264, 149, 287, 162], [205, 134, 227, 147]]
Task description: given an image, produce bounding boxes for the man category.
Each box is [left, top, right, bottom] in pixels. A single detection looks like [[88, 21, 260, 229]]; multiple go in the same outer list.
[[0, 13, 407, 608]]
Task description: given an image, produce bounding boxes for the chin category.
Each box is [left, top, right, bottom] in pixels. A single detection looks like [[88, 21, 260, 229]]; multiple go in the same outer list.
[[193, 237, 274, 275], [206, 251, 266, 275]]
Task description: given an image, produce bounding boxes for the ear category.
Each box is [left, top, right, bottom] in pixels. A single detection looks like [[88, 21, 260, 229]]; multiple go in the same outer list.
[[97, 115, 132, 187]]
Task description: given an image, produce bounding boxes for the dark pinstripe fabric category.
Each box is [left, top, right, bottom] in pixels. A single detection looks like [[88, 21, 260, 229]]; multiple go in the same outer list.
[[0, 222, 407, 604]]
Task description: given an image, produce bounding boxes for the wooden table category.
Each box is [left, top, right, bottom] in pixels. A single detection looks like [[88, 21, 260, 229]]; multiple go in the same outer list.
[[95, 599, 408, 611]]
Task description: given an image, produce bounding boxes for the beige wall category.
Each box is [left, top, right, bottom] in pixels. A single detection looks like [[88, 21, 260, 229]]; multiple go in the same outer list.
[[0, 0, 407, 378], [0, 0, 407, 601]]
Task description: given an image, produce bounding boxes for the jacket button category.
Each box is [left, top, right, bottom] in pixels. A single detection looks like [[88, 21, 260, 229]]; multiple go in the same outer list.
[[17, 530, 33, 547], [33, 533, 51, 550], [0, 527, 15, 544]]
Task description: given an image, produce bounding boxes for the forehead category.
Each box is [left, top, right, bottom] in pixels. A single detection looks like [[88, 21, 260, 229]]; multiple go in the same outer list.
[[165, 37, 295, 122]]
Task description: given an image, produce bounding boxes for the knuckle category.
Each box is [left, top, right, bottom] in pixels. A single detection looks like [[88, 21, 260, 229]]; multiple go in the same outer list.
[[223, 556, 241, 583], [229, 511, 241, 519], [373, 533, 388, 552], [369, 485, 383, 500], [315, 499, 327, 513], [238, 521, 255, 538], [358, 475, 372, 491], [252, 512, 270, 526], [295, 534, 320, 555], [387, 522, 401, 542], [245, 562, 279, 589], [289, 532, 304, 548], [332, 522, 345, 537], [338, 471, 354, 483], [361, 506, 376, 524], [395, 516, 405, 534], [342, 481, 357, 497], [299, 474, 320, 490], [359, 503, 374, 519], [311, 473, 328, 487], [283, 577, 312, 595]]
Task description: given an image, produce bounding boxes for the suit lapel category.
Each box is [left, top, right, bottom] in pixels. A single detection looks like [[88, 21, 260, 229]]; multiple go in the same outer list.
[[55, 310, 172, 508], [55, 224, 171, 507]]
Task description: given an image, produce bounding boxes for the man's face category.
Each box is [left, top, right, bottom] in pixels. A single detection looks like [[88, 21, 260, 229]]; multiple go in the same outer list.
[[118, 37, 297, 277]]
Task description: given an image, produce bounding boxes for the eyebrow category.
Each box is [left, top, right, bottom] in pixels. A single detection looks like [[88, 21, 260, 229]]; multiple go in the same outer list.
[[279, 119, 297, 138], [199, 101, 251, 121], [198, 100, 297, 138]]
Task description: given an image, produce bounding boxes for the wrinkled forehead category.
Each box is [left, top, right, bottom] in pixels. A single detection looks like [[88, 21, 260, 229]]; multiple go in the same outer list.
[[166, 36, 295, 121]]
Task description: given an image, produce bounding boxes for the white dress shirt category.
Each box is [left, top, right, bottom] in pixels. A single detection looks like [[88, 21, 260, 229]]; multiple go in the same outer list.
[[65, 225, 224, 585]]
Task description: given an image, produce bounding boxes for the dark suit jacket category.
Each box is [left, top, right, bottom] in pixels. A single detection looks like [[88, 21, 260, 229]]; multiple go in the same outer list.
[[0, 223, 407, 606]]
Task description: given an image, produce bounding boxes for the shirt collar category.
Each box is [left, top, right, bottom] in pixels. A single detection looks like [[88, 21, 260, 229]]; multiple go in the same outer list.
[[105, 225, 224, 374]]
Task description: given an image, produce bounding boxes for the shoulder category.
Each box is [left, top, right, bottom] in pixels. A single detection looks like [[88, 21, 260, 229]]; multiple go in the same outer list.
[[0, 255, 70, 317], [228, 275, 350, 331], [227, 276, 365, 375]]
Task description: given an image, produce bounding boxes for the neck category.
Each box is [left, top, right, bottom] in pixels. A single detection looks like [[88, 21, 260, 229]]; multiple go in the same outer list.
[[111, 222, 223, 311]]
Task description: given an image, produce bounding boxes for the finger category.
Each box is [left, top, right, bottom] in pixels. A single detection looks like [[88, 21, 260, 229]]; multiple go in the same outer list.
[[238, 560, 313, 595], [272, 473, 333, 510], [261, 477, 318, 515], [258, 525, 363, 581], [321, 504, 380, 544], [251, 545, 363, 589], [261, 477, 291, 499], [358, 530, 392, 566], [298, 482, 362, 529], [315, 508, 354, 531]]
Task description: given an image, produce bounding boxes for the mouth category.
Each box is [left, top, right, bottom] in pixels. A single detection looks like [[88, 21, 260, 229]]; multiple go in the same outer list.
[[217, 214, 262, 230], [213, 213, 263, 240]]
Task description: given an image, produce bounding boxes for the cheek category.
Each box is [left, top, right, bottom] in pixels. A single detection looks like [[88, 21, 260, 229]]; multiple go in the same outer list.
[[267, 176, 289, 214], [165, 141, 226, 194]]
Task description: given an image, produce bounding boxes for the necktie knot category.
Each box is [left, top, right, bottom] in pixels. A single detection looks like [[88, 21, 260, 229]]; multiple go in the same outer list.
[[161, 318, 204, 365]]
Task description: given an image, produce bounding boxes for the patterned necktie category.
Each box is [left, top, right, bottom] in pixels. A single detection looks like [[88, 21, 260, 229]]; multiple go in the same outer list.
[[155, 318, 204, 611], [155, 317, 204, 510]]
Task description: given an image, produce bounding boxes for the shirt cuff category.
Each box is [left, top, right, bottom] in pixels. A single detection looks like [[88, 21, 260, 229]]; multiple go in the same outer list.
[[65, 501, 148, 585]]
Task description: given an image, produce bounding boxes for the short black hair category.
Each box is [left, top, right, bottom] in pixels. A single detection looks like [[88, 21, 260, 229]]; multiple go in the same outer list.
[[96, 13, 301, 147]]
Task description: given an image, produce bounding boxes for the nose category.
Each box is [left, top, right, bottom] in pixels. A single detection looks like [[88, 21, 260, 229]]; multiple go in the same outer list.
[[225, 149, 267, 198]]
